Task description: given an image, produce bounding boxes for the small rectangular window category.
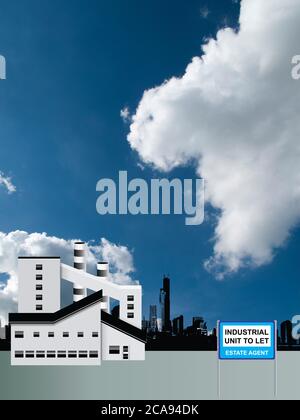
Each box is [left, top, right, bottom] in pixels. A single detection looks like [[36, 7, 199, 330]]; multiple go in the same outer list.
[[48, 332, 54, 338], [57, 351, 66, 358], [79, 351, 88, 358], [63, 332, 69, 337], [36, 351, 45, 358], [15, 351, 24, 358], [127, 312, 134, 319], [36, 305, 43, 311], [89, 351, 98, 358], [109, 346, 120, 354], [68, 351, 77, 358], [127, 304, 134, 310], [36, 294, 43, 301], [47, 351, 55, 358], [36, 284, 43, 291], [77, 332, 84, 337], [123, 346, 129, 352], [14, 331, 24, 338], [33, 332, 40, 338], [36, 264, 43, 270], [36, 274, 43, 280], [92, 332, 99, 337], [123, 354, 129, 360], [25, 351, 34, 358], [127, 295, 134, 302]]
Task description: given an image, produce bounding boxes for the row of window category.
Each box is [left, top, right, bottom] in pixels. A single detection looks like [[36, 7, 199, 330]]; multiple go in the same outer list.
[[109, 345, 128, 354], [15, 331, 99, 338], [14, 350, 99, 359]]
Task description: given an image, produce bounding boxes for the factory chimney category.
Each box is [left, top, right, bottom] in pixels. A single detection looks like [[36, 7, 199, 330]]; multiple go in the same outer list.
[[97, 261, 110, 312], [97, 262, 109, 279], [73, 241, 87, 302]]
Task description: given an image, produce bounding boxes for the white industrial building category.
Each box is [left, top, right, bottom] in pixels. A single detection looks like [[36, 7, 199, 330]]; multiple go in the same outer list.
[[9, 242, 146, 365]]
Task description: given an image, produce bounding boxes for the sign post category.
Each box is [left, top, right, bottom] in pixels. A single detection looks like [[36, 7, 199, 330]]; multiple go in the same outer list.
[[217, 321, 277, 399]]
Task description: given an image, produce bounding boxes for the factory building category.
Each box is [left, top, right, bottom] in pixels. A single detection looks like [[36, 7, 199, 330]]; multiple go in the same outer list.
[[9, 242, 146, 365]]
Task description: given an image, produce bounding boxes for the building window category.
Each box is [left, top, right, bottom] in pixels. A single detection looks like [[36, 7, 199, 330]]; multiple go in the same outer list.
[[123, 354, 129, 360], [14, 331, 24, 338], [123, 346, 129, 352], [25, 351, 34, 358], [33, 332, 40, 338], [15, 351, 24, 358], [68, 351, 77, 358], [77, 332, 84, 337], [127, 312, 134, 319], [36, 294, 43, 301], [47, 351, 55, 358], [48, 332, 54, 337], [92, 332, 99, 337], [127, 295, 134, 302], [36, 264, 43, 270], [57, 351, 66, 358], [127, 304, 134, 310], [36, 274, 43, 280], [89, 351, 98, 358], [109, 346, 120, 354], [79, 351, 88, 358], [63, 332, 69, 337], [36, 351, 45, 358], [36, 305, 43, 311], [36, 284, 43, 291]]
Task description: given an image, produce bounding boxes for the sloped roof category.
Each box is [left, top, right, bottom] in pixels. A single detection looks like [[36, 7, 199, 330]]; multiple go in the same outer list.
[[9, 290, 103, 324]]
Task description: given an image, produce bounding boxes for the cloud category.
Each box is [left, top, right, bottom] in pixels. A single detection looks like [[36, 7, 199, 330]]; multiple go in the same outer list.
[[200, 6, 210, 19], [0, 172, 16, 194], [0, 231, 137, 323], [127, 0, 300, 278], [120, 106, 131, 123]]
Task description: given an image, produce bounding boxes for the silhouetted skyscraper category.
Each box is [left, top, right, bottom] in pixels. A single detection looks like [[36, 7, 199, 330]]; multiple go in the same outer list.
[[149, 305, 158, 332], [281, 320, 293, 345], [160, 276, 171, 333], [172, 315, 184, 336]]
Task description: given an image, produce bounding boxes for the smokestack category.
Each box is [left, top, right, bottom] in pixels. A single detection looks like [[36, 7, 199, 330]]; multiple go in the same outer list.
[[97, 262, 109, 279], [97, 262, 110, 312], [73, 242, 87, 302]]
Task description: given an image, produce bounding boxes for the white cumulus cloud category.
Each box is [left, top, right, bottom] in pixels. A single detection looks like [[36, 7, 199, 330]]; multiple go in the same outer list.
[[0, 231, 137, 323], [0, 172, 16, 194], [127, 0, 300, 277]]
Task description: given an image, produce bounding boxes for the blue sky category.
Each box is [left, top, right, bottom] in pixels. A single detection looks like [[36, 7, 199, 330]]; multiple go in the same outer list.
[[0, 0, 299, 329]]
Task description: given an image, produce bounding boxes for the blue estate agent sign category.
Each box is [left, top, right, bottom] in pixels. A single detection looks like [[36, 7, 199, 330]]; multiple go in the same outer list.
[[218, 322, 276, 360]]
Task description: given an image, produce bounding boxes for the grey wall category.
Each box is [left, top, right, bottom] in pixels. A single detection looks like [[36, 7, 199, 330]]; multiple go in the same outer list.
[[0, 351, 299, 400]]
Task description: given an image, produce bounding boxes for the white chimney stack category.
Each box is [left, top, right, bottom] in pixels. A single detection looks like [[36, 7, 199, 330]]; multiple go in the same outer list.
[[97, 262, 110, 312], [97, 262, 109, 279], [73, 241, 87, 302]]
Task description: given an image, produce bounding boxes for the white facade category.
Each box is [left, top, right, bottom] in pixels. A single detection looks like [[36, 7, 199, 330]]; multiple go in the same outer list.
[[11, 299, 102, 366], [10, 243, 146, 366], [18, 257, 61, 313], [102, 323, 145, 361]]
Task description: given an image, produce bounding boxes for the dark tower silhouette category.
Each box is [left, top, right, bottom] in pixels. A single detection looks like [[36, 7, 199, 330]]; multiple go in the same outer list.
[[149, 305, 158, 332], [280, 320, 293, 345], [160, 276, 171, 333], [172, 315, 184, 336]]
